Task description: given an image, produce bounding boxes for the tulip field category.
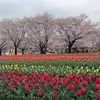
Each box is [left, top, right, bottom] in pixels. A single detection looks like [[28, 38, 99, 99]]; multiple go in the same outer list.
[[0, 53, 100, 100]]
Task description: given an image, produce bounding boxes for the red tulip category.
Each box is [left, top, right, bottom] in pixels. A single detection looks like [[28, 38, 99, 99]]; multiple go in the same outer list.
[[66, 74, 73, 80], [72, 81, 77, 87], [52, 79, 57, 85], [96, 78, 100, 84], [48, 72, 51, 76], [81, 87, 86, 94], [76, 90, 81, 96], [95, 84, 100, 91], [80, 76, 84, 82], [44, 83, 47, 88], [34, 84, 40, 89], [74, 74, 79, 79], [2, 72, 6, 79], [8, 75, 10, 79], [27, 81, 31, 87], [64, 78, 68, 85], [42, 72, 45, 76], [15, 81, 20, 86], [67, 84, 72, 91], [47, 76, 51, 82], [49, 81, 53, 87], [25, 85, 30, 92], [38, 91, 43, 97], [59, 78, 64, 85], [18, 71, 22, 75], [5, 78, 9, 83], [82, 73, 86, 78], [32, 78, 36, 84], [54, 85, 59, 91], [51, 92, 56, 99], [22, 79, 25, 85], [40, 76, 45, 84], [35, 72, 39, 76], [8, 85, 13, 90], [8, 82, 13, 90], [91, 74, 95, 79], [86, 76, 91, 84], [73, 78, 78, 84], [25, 75, 28, 81], [94, 92, 100, 99], [55, 75, 60, 81], [82, 80, 87, 87]]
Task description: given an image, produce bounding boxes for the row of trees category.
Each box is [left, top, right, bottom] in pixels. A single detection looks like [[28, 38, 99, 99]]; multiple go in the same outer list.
[[0, 13, 99, 55]]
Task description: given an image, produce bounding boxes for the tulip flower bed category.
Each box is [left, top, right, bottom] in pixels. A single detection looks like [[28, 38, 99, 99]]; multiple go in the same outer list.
[[0, 60, 100, 76], [0, 53, 100, 61], [0, 53, 100, 99], [0, 71, 100, 100]]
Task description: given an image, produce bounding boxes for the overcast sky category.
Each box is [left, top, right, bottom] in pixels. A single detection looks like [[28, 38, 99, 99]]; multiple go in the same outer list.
[[0, 0, 100, 22]]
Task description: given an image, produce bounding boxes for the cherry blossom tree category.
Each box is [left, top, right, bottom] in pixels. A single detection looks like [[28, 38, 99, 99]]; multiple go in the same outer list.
[[0, 18, 29, 55], [56, 14, 98, 53], [28, 13, 56, 54]]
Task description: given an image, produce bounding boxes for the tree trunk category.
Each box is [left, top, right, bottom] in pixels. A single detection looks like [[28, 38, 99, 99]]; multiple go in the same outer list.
[[0, 50, 2, 56], [14, 46, 17, 55], [40, 48, 46, 54], [22, 49, 25, 55], [68, 44, 72, 53], [68, 40, 76, 53], [68, 42, 74, 53]]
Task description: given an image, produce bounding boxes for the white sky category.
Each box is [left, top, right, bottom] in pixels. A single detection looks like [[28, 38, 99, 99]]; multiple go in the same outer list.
[[0, 0, 100, 22]]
